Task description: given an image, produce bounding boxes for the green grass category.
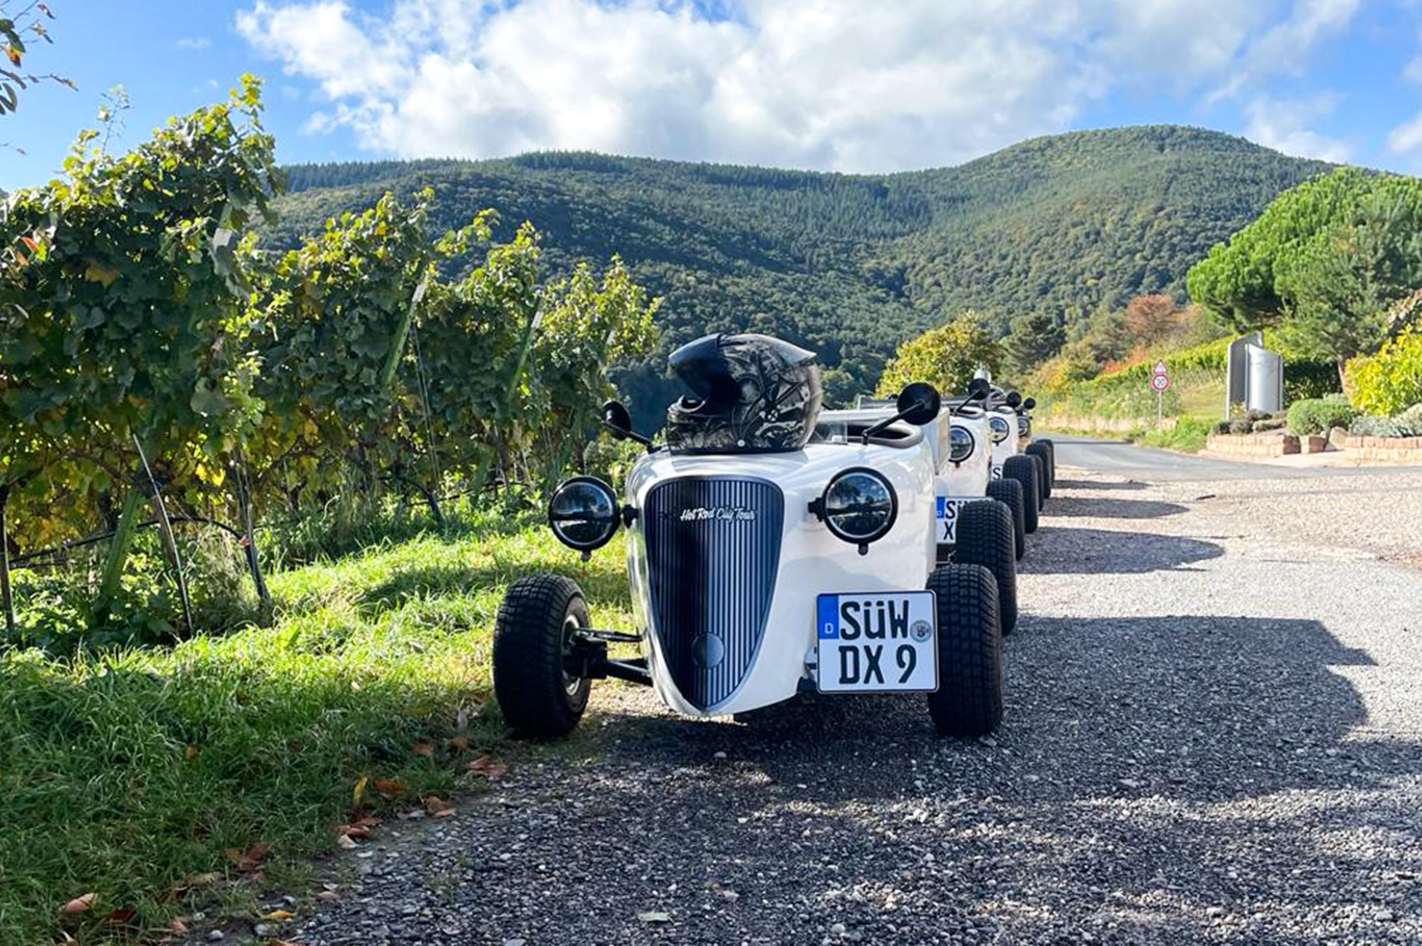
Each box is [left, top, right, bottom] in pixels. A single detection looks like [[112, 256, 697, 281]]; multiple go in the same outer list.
[[0, 514, 633, 944], [1134, 416, 1214, 453]]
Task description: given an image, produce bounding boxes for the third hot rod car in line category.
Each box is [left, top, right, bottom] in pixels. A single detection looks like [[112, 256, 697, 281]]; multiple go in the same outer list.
[[493, 333, 1010, 740]]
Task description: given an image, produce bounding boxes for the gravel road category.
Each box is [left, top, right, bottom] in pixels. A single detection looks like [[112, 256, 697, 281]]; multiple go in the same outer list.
[[284, 462, 1422, 946]]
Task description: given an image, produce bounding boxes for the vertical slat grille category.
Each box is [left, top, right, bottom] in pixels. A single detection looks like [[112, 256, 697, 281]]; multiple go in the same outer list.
[[643, 477, 783, 710]]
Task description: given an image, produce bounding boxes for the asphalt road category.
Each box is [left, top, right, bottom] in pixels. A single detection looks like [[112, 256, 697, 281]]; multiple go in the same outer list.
[[273, 466, 1422, 946], [1049, 432, 1422, 480]]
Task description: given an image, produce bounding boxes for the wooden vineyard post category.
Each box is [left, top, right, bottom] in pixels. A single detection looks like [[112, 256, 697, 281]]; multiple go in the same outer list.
[[133, 435, 194, 635], [0, 485, 14, 640]]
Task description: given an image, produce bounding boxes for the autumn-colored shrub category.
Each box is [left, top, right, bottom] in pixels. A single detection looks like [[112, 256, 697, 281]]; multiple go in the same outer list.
[[1347, 329, 1422, 416]]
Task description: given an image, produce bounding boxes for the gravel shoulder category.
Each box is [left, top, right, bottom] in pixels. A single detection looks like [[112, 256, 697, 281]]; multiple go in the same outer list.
[[281, 467, 1422, 946]]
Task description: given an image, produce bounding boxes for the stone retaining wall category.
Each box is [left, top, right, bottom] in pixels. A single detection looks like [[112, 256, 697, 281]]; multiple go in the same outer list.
[[1205, 432, 1300, 457], [1343, 435, 1422, 463], [1044, 413, 1178, 434]]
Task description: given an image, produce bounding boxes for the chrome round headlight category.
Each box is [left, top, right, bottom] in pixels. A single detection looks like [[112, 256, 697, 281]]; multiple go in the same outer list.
[[949, 425, 975, 464], [548, 476, 621, 552], [988, 415, 1011, 444], [817, 468, 898, 551], [1017, 414, 1031, 438]]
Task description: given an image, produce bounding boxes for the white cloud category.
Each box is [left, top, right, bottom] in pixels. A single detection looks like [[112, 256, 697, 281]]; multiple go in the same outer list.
[[176, 36, 213, 50], [1388, 109, 1422, 154], [1206, 0, 1360, 104], [235, 0, 1351, 171], [1244, 93, 1351, 163], [1386, 29, 1422, 158]]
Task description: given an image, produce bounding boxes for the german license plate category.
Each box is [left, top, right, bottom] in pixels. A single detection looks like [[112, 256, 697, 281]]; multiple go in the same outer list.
[[935, 496, 975, 544], [816, 592, 938, 693]]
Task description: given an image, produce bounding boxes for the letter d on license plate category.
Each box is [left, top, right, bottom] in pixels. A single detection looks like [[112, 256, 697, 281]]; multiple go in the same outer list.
[[816, 592, 938, 693]]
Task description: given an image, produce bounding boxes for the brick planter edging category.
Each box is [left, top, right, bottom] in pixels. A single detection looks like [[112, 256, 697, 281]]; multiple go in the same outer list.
[[1343, 435, 1422, 462], [1205, 432, 1300, 458]]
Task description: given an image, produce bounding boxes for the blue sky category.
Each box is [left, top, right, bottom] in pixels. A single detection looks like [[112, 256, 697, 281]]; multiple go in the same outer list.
[[4, 0, 1422, 188]]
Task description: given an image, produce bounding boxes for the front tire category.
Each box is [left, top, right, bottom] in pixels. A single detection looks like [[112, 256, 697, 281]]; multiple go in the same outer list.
[[493, 575, 592, 738], [952, 499, 1017, 634], [926, 564, 1003, 737], [985, 478, 1026, 562], [1003, 455, 1040, 534]]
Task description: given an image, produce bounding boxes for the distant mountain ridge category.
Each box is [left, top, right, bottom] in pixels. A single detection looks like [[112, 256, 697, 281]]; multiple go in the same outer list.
[[270, 126, 1334, 421]]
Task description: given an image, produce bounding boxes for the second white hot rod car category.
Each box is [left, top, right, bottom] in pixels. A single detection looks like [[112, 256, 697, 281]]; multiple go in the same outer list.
[[493, 334, 1006, 740]]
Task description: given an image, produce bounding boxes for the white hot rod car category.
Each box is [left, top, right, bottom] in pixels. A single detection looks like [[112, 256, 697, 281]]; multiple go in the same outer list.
[[493, 334, 1006, 740]]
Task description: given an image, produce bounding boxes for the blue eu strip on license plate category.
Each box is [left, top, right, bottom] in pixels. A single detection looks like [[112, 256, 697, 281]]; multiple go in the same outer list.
[[816, 592, 938, 693], [935, 496, 975, 544]]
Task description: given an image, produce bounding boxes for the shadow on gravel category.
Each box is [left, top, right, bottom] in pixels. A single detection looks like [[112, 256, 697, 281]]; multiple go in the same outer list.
[[1042, 496, 1189, 519], [592, 613, 1381, 807], [1019, 526, 1222, 574], [548, 614, 1416, 944], [1053, 478, 1149, 491]]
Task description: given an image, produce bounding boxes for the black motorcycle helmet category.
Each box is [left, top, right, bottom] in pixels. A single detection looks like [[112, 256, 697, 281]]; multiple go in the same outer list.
[[665, 333, 824, 453]]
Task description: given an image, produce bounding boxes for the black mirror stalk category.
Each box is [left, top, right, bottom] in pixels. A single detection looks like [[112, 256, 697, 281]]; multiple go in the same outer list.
[[601, 400, 654, 450], [861, 382, 941, 444], [950, 386, 989, 417]]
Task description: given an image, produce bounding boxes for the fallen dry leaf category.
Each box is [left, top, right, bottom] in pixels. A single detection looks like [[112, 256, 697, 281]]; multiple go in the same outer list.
[[413, 740, 434, 756], [260, 909, 294, 921], [335, 834, 358, 850], [170, 917, 190, 935], [352, 775, 369, 807], [372, 778, 406, 796], [178, 872, 222, 890], [232, 843, 269, 872], [448, 735, 471, 752], [105, 909, 135, 925], [467, 755, 509, 778], [433, 808, 457, 818], [336, 824, 370, 839], [424, 795, 455, 814], [61, 893, 96, 914], [184, 745, 197, 762]]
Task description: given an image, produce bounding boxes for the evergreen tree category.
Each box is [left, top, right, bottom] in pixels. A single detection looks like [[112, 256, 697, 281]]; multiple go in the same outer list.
[[1004, 310, 1066, 373]]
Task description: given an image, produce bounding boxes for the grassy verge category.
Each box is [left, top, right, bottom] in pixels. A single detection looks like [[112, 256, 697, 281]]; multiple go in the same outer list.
[[1134, 417, 1214, 453], [1039, 366, 1221, 455], [0, 514, 632, 943]]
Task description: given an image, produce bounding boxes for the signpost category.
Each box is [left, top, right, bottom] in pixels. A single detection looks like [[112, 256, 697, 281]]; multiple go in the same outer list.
[[1149, 361, 1171, 427]]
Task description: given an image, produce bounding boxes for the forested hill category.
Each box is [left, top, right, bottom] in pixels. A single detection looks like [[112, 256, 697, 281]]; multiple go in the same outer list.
[[271, 126, 1332, 423]]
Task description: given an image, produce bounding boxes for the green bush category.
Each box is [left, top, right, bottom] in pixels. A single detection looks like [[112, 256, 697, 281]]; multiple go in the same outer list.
[[1348, 328, 1422, 415], [1350, 413, 1421, 438], [1284, 363, 1341, 403], [1251, 417, 1289, 432], [1228, 418, 1253, 434], [1287, 395, 1358, 435]]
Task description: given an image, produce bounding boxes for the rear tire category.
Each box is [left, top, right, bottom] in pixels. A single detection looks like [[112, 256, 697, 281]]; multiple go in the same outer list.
[[925, 564, 1003, 737], [952, 499, 1017, 634], [1029, 454, 1048, 508], [493, 575, 592, 738], [1003, 455, 1040, 534], [1038, 440, 1056, 486], [985, 478, 1026, 562], [1026, 442, 1053, 500]]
